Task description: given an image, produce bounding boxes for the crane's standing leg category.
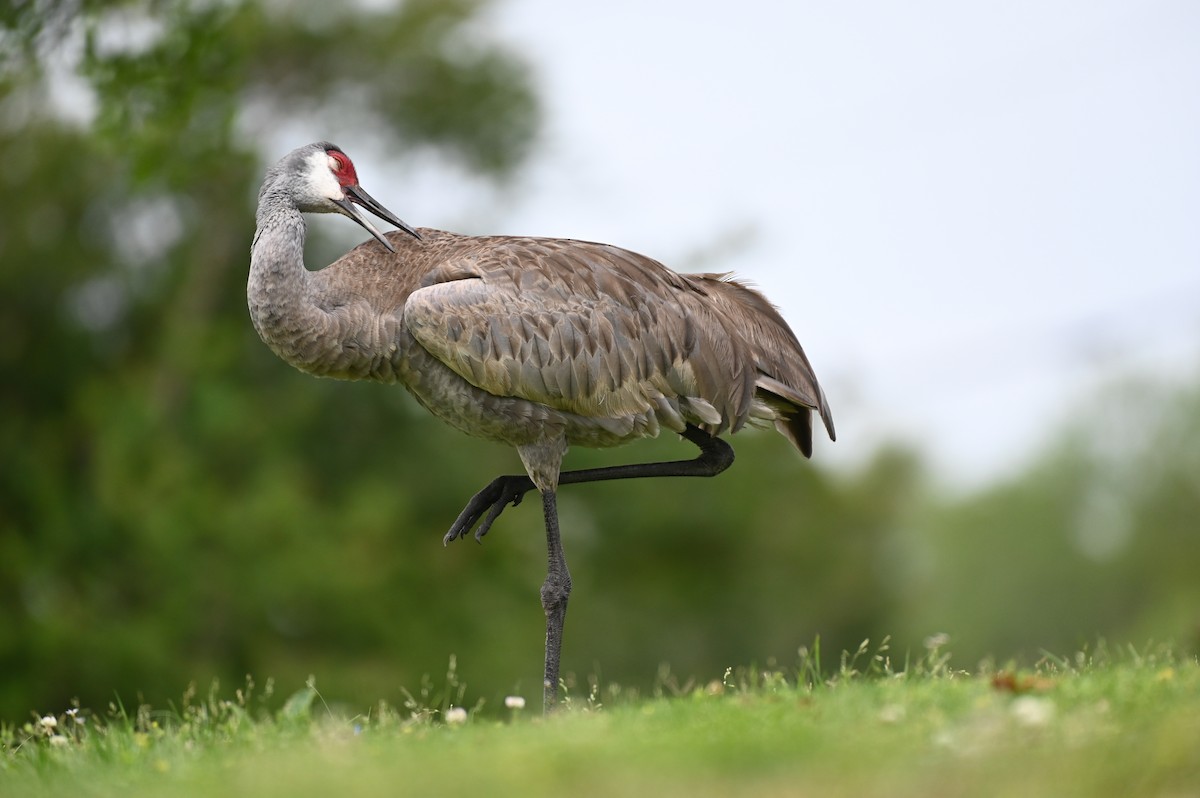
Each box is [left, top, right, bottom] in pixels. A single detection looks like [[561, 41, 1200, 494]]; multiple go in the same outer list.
[[442, 427, 731, 711], [539, 489, 571, 710]]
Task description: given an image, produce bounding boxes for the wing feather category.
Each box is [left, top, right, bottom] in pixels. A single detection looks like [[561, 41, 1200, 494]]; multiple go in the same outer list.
[[403, 239, 747, 429], [402, 237, 832, 455]]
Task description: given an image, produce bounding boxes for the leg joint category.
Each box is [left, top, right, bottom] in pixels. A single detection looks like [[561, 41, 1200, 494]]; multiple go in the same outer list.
[[683, 424, 735, 475]]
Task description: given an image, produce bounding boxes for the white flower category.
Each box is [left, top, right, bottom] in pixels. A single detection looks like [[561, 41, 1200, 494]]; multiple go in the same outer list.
[[504, 696, 526, 710], [444, 706, 468, 725], [923, 633, 950, 650], [39, 715, 58, 730], [49, 734, 69, 747], [1011, 696, 1055, 727]]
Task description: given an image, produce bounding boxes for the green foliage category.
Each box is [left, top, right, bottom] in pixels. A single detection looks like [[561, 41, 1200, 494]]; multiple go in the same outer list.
[[890, 376, 1200, 665], [0, 0, 542, 720], [2, 647, 1198, 798]]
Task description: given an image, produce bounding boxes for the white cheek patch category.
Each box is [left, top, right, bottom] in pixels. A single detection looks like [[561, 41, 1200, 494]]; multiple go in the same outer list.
[[304, 150, 343, 201]]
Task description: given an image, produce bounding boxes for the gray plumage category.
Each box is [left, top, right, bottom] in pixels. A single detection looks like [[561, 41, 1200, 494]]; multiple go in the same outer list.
[[248, 141, 836, 710]]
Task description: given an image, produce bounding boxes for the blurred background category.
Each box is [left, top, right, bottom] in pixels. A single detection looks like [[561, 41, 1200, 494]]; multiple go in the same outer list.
[[1, 0, 1197, 720]]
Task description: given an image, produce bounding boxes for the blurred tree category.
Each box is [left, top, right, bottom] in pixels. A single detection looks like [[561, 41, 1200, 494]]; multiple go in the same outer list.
[[889, 374, 1200, 665], [0, 0, 542, 719]]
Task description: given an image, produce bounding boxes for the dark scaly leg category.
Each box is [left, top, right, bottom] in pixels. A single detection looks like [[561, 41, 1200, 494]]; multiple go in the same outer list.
[[539, 490, 571, 711], [443, 425, 734, 544]]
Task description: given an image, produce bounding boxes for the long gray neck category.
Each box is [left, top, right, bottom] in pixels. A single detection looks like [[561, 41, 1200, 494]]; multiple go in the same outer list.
[[247, 194, 330, 372]]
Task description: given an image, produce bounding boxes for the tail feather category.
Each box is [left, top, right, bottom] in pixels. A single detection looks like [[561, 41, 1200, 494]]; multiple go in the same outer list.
[[690, 273, 836, 457], [756, 374, 837, 458]]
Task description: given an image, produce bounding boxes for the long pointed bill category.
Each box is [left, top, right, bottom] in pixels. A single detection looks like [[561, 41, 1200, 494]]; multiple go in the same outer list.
[[333, 184, 422, 253]]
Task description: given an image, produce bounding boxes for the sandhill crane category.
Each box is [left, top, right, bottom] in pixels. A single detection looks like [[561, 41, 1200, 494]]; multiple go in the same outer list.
[[248, 142, 836, 711]]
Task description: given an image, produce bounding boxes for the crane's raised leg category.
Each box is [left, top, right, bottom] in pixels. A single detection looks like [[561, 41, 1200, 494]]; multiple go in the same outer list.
[[444, 425, 735, 544], [539, 489, 571, 710]]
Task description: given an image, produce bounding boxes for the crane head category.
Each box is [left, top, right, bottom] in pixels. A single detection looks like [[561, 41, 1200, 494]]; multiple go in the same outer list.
[[292, 142, 421, 252]]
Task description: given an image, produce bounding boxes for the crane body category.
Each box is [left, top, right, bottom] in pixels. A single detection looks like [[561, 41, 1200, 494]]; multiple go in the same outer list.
[[248, 142, 836, 711]]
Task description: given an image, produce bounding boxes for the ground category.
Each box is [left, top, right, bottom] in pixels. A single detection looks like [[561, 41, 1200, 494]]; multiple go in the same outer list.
[[3, 644, 1197, 798]]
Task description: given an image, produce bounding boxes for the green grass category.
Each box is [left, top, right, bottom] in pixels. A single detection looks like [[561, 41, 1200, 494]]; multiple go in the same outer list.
[[3, 642, 1198, 798]]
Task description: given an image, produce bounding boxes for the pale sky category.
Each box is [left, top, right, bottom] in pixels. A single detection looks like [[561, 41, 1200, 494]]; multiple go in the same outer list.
[[324, 1, 1200, 486]]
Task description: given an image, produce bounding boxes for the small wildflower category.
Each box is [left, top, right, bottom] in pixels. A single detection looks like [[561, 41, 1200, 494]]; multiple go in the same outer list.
[[504, 696, 526, 710], [444, 706, 468, 725], [923, 633, 950, 650], [48, 734, 69, 747], [39, 715, 58, 730], [66, 708, 85, 725], [1011, 696, 1055, 727]]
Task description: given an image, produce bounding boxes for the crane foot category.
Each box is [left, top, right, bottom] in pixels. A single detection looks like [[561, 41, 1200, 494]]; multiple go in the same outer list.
[[443, 474, 535, 545]]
